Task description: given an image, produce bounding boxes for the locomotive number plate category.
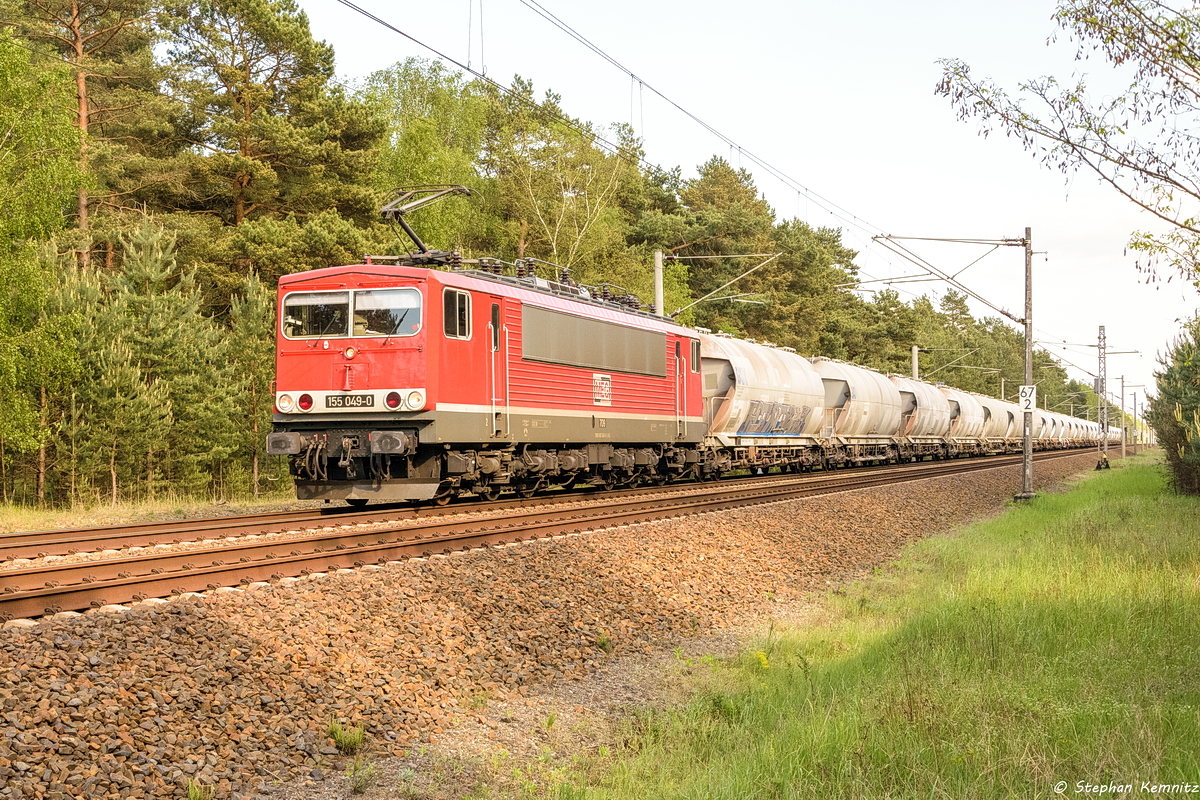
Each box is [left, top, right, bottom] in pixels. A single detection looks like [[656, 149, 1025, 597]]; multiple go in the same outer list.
[[326, 394, 374, 408]]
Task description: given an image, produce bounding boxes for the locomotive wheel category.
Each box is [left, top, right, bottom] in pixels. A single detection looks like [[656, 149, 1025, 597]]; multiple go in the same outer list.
[[433, 494, 453, 506], [517, 482, 539, 499], [478, 485, 502, 501], [347, 498, 369, 508]]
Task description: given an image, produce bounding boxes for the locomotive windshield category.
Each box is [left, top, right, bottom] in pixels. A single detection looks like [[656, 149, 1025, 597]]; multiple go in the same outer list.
[[282, 288, 422, 339], [353, 289, 422, 336], [283, 292, 349, 338]]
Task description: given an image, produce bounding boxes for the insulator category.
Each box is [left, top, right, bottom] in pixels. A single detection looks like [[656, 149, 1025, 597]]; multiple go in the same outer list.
[[450, 250, 462, 270]]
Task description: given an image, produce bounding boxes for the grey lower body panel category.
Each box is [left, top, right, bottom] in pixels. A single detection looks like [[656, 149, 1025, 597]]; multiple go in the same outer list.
[[294, 479, 441, 502], [426, 406, 707, 445]]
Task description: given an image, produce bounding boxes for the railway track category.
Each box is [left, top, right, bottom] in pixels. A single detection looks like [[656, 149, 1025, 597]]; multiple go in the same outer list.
[[0, 449, 1096, 621]]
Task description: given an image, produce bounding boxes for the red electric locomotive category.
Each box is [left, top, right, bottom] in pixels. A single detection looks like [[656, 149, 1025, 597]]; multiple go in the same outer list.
[[267, 188, 706, 504]]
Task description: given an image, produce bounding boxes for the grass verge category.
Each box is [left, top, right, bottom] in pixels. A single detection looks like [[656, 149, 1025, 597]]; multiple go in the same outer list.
[[556, 452, 1200, 799]]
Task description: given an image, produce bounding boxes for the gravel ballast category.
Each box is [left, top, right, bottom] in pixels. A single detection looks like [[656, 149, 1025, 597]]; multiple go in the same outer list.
[[0, 454, 1102, 799]]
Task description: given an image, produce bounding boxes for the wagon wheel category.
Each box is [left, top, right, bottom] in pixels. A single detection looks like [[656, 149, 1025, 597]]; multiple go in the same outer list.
[[433, 494, 453, 506], [517, 481, 540, 499], [478, 484, 502, 501], [650, 470, 670, 486]]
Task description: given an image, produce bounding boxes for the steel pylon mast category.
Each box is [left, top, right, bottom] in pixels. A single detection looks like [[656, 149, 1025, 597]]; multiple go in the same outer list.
[[1097, 325, 1109, 468]]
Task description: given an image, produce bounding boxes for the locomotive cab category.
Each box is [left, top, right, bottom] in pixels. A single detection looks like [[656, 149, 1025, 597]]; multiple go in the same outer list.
[[268, 267, 441, 503]]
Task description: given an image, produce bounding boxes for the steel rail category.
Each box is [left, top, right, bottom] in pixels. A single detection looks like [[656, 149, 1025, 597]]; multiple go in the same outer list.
[[0, 449, 1093, 620]]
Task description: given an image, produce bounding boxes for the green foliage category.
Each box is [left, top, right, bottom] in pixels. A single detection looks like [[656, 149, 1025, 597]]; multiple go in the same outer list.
[[363, 58, 492, 252], [229, 272, 277, 495], [937, 0, 1200, 289], [185, 777, 214, 800], [0, 31, 83, 501], [169, 0, 382, 225], [328, 718, 365, 755], [0, 28, 81, 247], [1148, 318, 1200, 493], [345, 756, 376, 794]]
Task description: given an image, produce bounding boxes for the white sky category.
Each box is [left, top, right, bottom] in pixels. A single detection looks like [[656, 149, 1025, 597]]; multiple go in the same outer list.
[[298, 0, 1199, 411]]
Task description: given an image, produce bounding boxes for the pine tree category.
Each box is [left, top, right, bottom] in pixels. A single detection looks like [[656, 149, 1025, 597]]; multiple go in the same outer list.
[[229, 272, 275, 495], [78, 338, 172, 503], [2, 0, 171, 266], [106, 221, 239, 495], [167, 0, 381, 225]]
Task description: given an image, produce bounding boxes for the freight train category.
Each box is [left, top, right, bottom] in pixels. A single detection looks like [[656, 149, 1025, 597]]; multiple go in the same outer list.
[[266, 252, 1112, 506]]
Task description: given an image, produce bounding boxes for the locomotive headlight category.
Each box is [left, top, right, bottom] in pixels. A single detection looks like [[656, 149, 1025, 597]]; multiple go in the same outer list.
[[406, 390, 425, 410], [277, 394, 295, 413], [344, 346, 357, 360]]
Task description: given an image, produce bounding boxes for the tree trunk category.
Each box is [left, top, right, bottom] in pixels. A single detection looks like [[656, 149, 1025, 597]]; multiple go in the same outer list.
[[69, 394, 77, 507], [71, 0, 91, 267], [110, 448, 117, 506], [251, 383, 260, 496], [36, 385, 47, 506], [0, 437, 7, 504]]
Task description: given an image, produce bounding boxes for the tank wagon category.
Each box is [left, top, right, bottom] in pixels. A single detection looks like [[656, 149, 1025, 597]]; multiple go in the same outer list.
[[267, 190, 1103, 504]]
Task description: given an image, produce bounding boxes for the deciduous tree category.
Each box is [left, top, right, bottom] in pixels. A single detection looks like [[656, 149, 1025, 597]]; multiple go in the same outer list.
[[937, 0, 1200, 288]]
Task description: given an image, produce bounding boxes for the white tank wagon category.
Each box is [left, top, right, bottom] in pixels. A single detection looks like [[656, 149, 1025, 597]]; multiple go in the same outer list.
[[809, 358, 904, 465], [698, 332, 826, 472], [936, 386, 987, 456], [1045, 413, 1067, 448], [973, 393, 1022, 454], [888, 375, 953, 459], [691, 329, 1098, 476], [1061, 414, 1076, 446], [1067, 417, 1092, 445], [1032, 412, 1051, 443]]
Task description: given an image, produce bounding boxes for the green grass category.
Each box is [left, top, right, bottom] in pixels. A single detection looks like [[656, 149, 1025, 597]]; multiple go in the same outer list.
[[557, 452, 1200, 799], [328, 718, 366, 755], [0, 488, 300, 534]]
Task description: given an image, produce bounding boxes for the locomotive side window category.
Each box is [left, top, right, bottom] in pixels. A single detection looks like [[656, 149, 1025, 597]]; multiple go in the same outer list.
[[353, 288, 421, 336], [691, 339, 701, 373], [491, 303, 500, 351], [443, 289, 471, 339], [282, 291, 350, 339]]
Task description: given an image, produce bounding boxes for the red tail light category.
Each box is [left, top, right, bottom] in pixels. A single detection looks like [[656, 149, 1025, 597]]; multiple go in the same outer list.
[[385, 391, 402, 409], [298, 393, 313, 411]]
